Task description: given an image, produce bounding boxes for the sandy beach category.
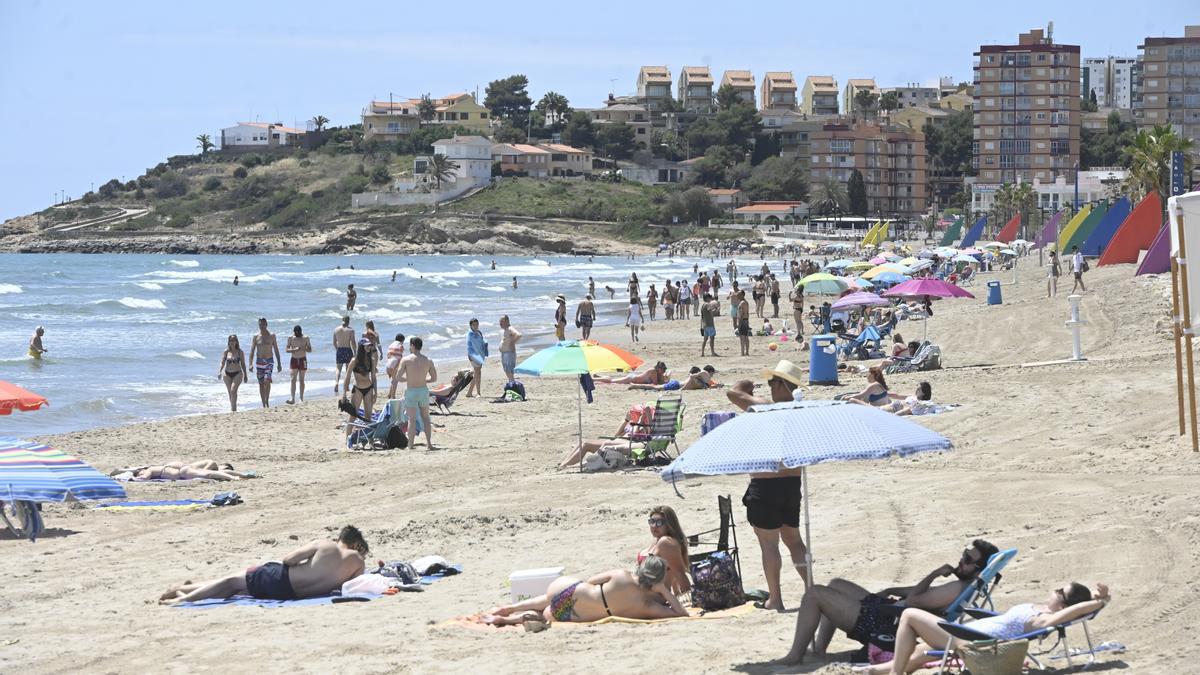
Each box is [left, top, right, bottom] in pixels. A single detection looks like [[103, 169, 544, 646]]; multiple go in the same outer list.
[[2, 258, 1195, 674]]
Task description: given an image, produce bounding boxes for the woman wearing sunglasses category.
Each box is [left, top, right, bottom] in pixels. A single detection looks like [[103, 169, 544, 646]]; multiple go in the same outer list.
[[638, 506, 691, 596], [854, 582, 1111, 674]]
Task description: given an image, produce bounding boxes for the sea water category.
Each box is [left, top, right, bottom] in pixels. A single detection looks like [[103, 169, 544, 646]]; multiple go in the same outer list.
[[0, 252, 738, 435]]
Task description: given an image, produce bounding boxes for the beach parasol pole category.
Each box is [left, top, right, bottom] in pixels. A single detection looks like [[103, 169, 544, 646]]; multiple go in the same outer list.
[[801, 468, 813, 588], [1172, 201, 1199, 451], [577, 380, 584, 472]]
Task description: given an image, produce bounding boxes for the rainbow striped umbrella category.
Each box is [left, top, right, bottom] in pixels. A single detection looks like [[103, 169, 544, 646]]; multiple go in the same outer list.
[[0, 437, 126, 502]]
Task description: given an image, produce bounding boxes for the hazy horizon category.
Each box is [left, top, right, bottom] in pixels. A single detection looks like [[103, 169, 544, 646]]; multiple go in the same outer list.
[[1, 0, 1194, 221]]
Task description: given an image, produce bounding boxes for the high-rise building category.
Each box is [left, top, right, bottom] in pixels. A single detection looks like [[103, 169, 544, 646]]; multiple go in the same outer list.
[[880, 84, 941, 110], [1082, 56, 1137, 109], [802, 76, 839, 115], [973, 27, 1080, 185], [1135, 26, 1200, 147], [809, 121, 927, 219]]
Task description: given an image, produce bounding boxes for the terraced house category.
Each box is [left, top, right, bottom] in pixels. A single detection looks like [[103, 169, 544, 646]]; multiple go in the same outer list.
[[761, 72, 798, 110], [721, 70, 757, 106], [678, 66, 715, 113]]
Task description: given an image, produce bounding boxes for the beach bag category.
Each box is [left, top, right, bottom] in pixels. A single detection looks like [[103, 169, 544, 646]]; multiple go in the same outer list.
[[504, 380, 526, 401], [1082, 260, 1090, 273], [385, 425, 408, 449], [958, 639, 1028, 675], [690, 550, 743, 611]]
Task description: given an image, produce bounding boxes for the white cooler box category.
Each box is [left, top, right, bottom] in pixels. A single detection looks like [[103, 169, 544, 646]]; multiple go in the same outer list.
[[509, 567, 564, 603]]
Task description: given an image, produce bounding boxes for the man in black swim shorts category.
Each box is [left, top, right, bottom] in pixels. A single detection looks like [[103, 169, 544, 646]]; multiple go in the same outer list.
[[743, 468, 809, 612]]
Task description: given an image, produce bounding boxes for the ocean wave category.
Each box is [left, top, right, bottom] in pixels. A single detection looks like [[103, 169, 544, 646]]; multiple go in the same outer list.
[[142, 268, 271, 283], [168, 259, 200, 267], [173, 349, 205, 360], [0, 284, 23, 294], [477, 285, 507, 292], [367, 308, 431, 323], [90, 297, 167, 310], [463, 260, 485, 268], [282, 260, 305, 265], [136, 282, 164, 290], [324, 287, 343, 295]]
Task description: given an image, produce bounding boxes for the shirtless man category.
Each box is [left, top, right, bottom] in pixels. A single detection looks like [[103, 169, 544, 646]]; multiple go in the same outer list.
[[498, 315, 521, 382], [285, 325, 312, 405], [482, 555, 685, 625], [250, 318, 282, 408], [27, 326, 47, 360], [398, 336, 438, 450], [737, 290, 752, 356], [576, 295, 597, 340], [345, 284, 357, 311], [332, 316, 356, 394], [160, 526, 368, 605]]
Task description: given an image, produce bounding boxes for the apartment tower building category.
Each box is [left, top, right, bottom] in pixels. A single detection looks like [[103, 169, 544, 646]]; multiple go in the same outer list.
[[809, 121, 927, 219], [1135, 26, 1200, 150], [973, 27, 1081, 185], [1082, 56, 1137, 109]]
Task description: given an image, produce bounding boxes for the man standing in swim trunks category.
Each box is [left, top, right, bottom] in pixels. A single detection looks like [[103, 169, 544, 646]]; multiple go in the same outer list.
[[346, 284, 357, 311], [737, 290, 752, 356], [28, 326, 47, 360], [333, 316, 356, 394], [576, 295, 597, 340], [160, 526, 368, 605], [250, 318, 282, 408], [499, 315, 521, 382], [399, 336, 438, 450], [285, 325, 312, 405], [700, 293, 719, 357]]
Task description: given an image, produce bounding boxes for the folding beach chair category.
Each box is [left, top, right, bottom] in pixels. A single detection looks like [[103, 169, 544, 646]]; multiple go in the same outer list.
[[431, 371, 473, 415], [1, 499, 44, 541], [885, 341, 941, 374], [344, 399, 407, 450], [686, 494, 741, 575], [686, 494, 744, 610], [932, 605, 1106, 673], [630, 394, 685, 463]]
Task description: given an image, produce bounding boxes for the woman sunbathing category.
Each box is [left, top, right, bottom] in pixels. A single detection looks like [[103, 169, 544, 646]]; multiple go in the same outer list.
[[882, 381, 934, 416], [558, 414, 640, 469], [113, 460, 256, 481], [595, 361, 668, 385], [842, 367, 890, 406], [640, 506, 691, 595], [482, 555, 686, 625], [628, 365, 717, 391], [850, 582, 1111, 674]]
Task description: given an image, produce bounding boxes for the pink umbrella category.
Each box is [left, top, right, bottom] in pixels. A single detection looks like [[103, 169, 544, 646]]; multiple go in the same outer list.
[[831, 291, 890, 311], [884, 279, 975, 339], [869, 256, 887, 264]]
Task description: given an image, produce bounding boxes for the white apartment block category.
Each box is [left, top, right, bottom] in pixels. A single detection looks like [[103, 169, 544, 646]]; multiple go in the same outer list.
[[1082, 56, 1136, 109]]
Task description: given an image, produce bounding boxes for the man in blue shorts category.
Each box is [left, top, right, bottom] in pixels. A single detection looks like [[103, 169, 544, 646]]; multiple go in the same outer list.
[[332, 316, 356, 394], [700, 293, 720, 356]]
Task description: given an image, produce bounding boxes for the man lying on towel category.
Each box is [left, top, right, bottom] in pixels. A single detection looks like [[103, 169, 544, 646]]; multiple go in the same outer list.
[[482, 555, 686, 625], [159, 526, 368, 605]]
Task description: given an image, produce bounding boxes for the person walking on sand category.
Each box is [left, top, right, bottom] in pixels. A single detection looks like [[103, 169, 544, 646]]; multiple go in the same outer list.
[[770, 274, 781, 318], [499, 315, 521, 382], [626, 296, 645, 343], [727, 282, 741, 332], [333, 316, 356, 394], [285, 325, 312, 405], [737, 290, 752, 356], [345, 284, 357, 311], [1047, 250, 1062, 297], [700, 293, 720, 357], [250, 318, 282, 408], [554, 295, 568, 340], [217, 335, 247, 412], [1070, 246, 1086, 294], [386, 333, 406, 399], [576, 295, 597, 340], [789, 285, 806, 339], [466, 319, 487, 398], [27, 326, 47, 360], [398, 336, 438, 450]]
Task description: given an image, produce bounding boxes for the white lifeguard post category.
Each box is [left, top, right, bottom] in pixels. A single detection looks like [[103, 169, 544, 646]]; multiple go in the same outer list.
[[1065, 294, 1086, 361]]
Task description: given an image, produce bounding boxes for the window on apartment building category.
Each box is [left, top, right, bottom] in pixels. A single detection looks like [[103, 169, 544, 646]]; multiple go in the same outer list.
[[984, 98, 995, 107], [1038, 54, 1046, 61], [987, 55, 996, 63], [984, 141, 995, 150], [811, 155, 820, 164], [637, 128, 646, 135], [831, 139, 851, 153]]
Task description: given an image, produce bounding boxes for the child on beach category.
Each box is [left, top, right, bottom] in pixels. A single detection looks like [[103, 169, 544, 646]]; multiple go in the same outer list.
[[626, 297, 645, 343]]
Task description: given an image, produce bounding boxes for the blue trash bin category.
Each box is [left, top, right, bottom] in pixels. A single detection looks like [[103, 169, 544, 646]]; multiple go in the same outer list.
[[987, 280, 1002, 305], [809, 334, 839, 385]]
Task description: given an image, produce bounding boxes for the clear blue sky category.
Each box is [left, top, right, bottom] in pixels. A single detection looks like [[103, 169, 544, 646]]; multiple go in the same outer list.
[[0, 0, 1193, 221]]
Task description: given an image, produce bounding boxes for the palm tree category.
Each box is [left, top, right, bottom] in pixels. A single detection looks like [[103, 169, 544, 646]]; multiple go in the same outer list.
[[427, 153, 459, 190], [418, 94, 437, 122], [853, 90, 879, 120], [1128, 124, 1194, 220], [310, 115, 330, 132], [811, 177, 848, 216], [196, 134, 214, 155]]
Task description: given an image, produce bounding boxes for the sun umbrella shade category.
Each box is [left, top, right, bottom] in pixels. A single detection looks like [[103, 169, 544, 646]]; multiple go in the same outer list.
[[884, 279, 976, 299], [515, 340, 643, 375], [870, 272, 910, 285], [660, 402, 952, 480], [0, 381, 48, 415], [797, 273, 850, 295], [825, 259, 856, 269], [862, 263, 911, 279], [848, 277, 875, 289], [844, 262, 875, 272], [831, 292, 890, 311], [0, 438, 127, 502]]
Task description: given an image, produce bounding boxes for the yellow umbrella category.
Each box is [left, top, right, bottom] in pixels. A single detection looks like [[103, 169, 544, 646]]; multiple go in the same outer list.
[[861, 263, 912, 279], [899, 257, 920, 266], [844, 261, 875, 272]]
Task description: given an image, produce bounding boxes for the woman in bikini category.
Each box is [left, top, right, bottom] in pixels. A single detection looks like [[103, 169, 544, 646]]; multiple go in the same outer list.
[[639, 506, 691, 595], [342, 342, 378, 423], [844, 366, 890, 407], [482, 555, 685, 625], [364, 320, 383, 365], [116, 460, 256, 482], [594, 362, 668, 385], [217, 335, 247, 412]]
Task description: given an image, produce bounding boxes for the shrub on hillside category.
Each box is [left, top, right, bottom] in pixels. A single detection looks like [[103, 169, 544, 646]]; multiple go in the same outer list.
[[370, 164, 392, 185], [203, 177, 223, 192], [232, 166, 248, 179], [153, 171, 189, 199], [240, 154, 264, 169]]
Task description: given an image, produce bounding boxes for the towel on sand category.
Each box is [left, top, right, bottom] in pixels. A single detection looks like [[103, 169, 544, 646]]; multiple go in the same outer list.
[[174, 565, 463, 609], [94, 499, 211, 510], [440, 601, 755, 631]]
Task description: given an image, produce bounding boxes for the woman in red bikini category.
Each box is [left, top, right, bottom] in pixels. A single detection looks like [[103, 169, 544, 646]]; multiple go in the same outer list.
[[638, 506, 691, 595]]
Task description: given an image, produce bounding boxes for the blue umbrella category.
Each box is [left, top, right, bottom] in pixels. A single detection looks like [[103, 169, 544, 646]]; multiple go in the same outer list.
[[660, 402, 952, 584], [824, 259, 856, 270], [871, 271, 910, 285]]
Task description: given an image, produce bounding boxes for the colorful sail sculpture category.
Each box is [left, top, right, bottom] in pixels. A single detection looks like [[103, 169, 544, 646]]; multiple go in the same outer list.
[[1034, 210, 1065, 249], [1081, 197, 1131, 256], [939, 216, 964, 246], [959, 215, 987, 248], [995, 214, 1021, 243], [1063, 202, 1108, 253], [1098, 193, 1162, 266], [1056, 205, 1092, 252], [1135, 224, 1170, 276]]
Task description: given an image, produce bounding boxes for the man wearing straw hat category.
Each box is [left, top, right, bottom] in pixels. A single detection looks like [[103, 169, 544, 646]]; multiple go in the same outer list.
[[726, 359, 809, 611]]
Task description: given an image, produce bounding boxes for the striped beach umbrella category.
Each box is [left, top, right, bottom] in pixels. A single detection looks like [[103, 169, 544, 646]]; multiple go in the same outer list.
[[0, 437, 126, 502], [797, 273, 850, 295]]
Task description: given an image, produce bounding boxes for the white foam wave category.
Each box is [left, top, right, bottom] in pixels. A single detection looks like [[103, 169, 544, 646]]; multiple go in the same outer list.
[[477, 285, 507, 292], [324, 288, 343, 295], [90, 297, 167, 310], [0, 284, 23, 294], [282, 260, 305, 265], [136, 282, 164, 290], [168, 260, 200, 267], [174, 349, 205, 360], [367, 308, 431, 323], [464, 260, 484, 268], [143, 268, 273, 283]]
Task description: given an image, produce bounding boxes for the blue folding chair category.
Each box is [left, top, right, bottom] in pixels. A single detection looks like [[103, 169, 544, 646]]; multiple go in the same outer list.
[[932, 605, 1106, 672]]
